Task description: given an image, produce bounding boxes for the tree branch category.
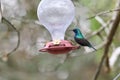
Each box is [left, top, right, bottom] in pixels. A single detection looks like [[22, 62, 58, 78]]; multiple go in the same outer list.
[[87, 8, 120, 20], [1, 17, 20, 61], [113, 73, 120, 80], [94, 0, 120, 80], [0, 0, 20, 60], [87, 21, 111, 39], [109, 47, 120, 68]]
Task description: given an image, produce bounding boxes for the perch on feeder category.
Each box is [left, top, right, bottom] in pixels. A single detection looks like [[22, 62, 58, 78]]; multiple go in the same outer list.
[[37, 0, 78, 54]]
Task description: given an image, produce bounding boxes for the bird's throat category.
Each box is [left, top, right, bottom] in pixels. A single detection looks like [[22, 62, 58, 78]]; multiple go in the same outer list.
[[75, 34, 84, 39]]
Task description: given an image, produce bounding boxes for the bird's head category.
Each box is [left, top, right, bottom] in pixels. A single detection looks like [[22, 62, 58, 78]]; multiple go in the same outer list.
[[72, 28, 84, 38], [72, 28, 81, 34], [73, 28, 78, 33]]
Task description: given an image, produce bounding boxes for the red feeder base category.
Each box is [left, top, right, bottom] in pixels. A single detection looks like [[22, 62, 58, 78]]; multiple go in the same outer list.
[[39, 40, 79, 54]]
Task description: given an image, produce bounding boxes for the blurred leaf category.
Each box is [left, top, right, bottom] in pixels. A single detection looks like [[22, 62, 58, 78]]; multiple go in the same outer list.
[[80, 0, 115, 11], [90, 18, 101, 30]]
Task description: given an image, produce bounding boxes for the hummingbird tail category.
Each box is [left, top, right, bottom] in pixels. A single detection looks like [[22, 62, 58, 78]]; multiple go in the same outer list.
[[91, 46, 97, 51], [89, 44, 97, 51]]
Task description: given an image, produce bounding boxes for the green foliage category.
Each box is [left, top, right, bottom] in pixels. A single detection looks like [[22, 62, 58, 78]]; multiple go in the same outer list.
[[80, 0, 115, 11], [90, 18, 101, 30]]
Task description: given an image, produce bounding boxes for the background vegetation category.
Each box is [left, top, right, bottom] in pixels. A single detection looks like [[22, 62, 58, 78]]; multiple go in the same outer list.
[[0, 0, 120, 80]]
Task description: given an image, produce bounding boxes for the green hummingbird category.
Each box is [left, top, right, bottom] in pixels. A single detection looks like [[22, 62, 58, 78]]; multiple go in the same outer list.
[[72, 28, 96, 51]]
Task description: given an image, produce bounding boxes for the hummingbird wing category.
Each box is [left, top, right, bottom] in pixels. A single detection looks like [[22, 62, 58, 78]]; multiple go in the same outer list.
[[75, 38, 97, 51], [75, 38, 91, 46]]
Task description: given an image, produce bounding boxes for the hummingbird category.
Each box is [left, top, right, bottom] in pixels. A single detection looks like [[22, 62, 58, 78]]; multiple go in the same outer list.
[[72, 28, 96, 51]]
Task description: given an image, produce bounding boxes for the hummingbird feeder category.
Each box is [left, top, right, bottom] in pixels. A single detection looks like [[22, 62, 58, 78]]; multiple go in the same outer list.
[[37, 0, 78, 54]]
